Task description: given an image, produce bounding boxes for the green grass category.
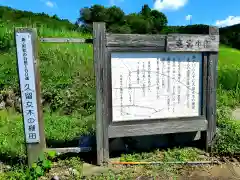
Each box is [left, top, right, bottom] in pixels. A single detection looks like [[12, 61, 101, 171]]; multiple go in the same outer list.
[[219, 45, 240, 67], [218, 45, 240, 91], [0, 109, 95, 159]]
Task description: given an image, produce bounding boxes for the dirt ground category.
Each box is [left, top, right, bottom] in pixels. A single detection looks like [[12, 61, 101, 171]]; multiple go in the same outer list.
[[178, 164, 240, 180], [39, 162, 240, 180]]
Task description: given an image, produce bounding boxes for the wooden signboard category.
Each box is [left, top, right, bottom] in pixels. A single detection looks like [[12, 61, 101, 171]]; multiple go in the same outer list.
[[93, 22, 219, 165]]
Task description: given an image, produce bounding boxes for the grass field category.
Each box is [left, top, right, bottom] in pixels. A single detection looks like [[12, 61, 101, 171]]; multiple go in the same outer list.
[[1, 24, 240, 178]]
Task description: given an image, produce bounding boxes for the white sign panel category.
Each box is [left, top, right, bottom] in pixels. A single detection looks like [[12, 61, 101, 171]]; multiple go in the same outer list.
[[111, 52, 202, 122], [16, 32, 40, 143]]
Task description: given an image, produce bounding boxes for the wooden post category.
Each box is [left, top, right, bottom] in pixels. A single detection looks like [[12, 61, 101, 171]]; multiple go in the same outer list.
[[93, 22, 106, 165], [206, 26, 219, 150], [14, 28, 46, 166]]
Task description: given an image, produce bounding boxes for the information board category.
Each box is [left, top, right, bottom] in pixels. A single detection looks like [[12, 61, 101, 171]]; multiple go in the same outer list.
[[111, 52, 202, 122], [15, 32, 40, 143]]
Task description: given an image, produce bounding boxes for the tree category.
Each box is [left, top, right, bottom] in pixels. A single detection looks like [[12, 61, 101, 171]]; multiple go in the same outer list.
[[140, 4, 151, 18], [106, 6, 125, 24], [150, 10, 168, 33], [125, 13, 151, 34], [90, 5, 108, 22], [77, 4, 168, 34], [108, 24, 131, 33]]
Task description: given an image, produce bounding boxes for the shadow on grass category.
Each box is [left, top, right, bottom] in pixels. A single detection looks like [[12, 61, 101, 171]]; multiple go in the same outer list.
[[0, 132, 207, 166], [0, 153, 26, 166], [45, 131, 207, 166], [110, 133, 207, 161], [46, 138, 79, 148], [46, 136, 97, 165]]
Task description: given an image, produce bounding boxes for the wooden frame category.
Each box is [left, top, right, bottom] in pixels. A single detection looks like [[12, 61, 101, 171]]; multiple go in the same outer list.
[[93, 22, 219, 165]]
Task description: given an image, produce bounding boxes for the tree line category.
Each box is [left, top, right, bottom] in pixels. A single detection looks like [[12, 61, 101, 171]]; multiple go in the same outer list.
[[1, 5, 240, 50], [77, 4, 240, 50], [78, 4, 168, 34]]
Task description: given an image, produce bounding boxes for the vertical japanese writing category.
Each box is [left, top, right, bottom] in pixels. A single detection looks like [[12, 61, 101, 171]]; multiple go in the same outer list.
[[167, 57, 171, 92], [16, 32, 40, 143], [120, 74, 123, 115], [24, 84, 36, 140], [22, 38, 29, 81], [156, 58, 160, 99], [162, 57, 165, 89], [128, 71, 132, 103], [186, 57, 190, 108], [172, 58, 176, 112], [137, 61, 140, 84], [177, 58, 181, 104], [22, 37, 36, 141], [191, 55, 196, 110], [148, 61, 151, 91], [167, 57, 171, 111], [142, 62, 146, 96]]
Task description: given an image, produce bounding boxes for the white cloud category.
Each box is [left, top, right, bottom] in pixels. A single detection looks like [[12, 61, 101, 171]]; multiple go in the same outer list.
[[45, 1, 55, 8], [110, 0, 124, 6], [185, 14, 192, 21], [153, 0, 188, 11], [215, 16, 240, 27]]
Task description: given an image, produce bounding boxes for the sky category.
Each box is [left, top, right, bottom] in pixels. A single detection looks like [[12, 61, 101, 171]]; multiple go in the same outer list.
[[0, 0, 240, 27]]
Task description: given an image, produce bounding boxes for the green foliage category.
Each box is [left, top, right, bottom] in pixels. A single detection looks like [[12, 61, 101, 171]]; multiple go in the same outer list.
[[78, 4, 168, 34], [0, 109, 95, 158], [120, 148, 201, 162], [0, 26, 13, 51], [213, 119, 240, 155], [30, 152, 53, 178], [210, 45, 240, 154], [220, 24, 240, 50], [1, 152, 56, 180]]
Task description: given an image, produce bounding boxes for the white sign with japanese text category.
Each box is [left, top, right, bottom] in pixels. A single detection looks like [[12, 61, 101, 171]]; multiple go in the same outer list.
[[111, 52, 202, 122], [15, 32, 40, 143]]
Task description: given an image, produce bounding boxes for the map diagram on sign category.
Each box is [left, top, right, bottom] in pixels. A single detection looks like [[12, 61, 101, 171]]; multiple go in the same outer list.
[[111, 52, 202, 122]]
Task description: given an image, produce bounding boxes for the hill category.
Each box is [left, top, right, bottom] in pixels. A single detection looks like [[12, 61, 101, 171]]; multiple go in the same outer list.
[[0, 6, 76, 30], [220, 24, 240, 49], [0, 5, 83, 51]]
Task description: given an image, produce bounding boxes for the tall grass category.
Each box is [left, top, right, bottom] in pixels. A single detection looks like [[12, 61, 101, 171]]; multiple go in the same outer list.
[[0, 21, 91, 52]]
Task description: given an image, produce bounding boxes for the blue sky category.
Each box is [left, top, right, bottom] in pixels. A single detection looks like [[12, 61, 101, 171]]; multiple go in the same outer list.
[[0, 0, 240, 27]]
